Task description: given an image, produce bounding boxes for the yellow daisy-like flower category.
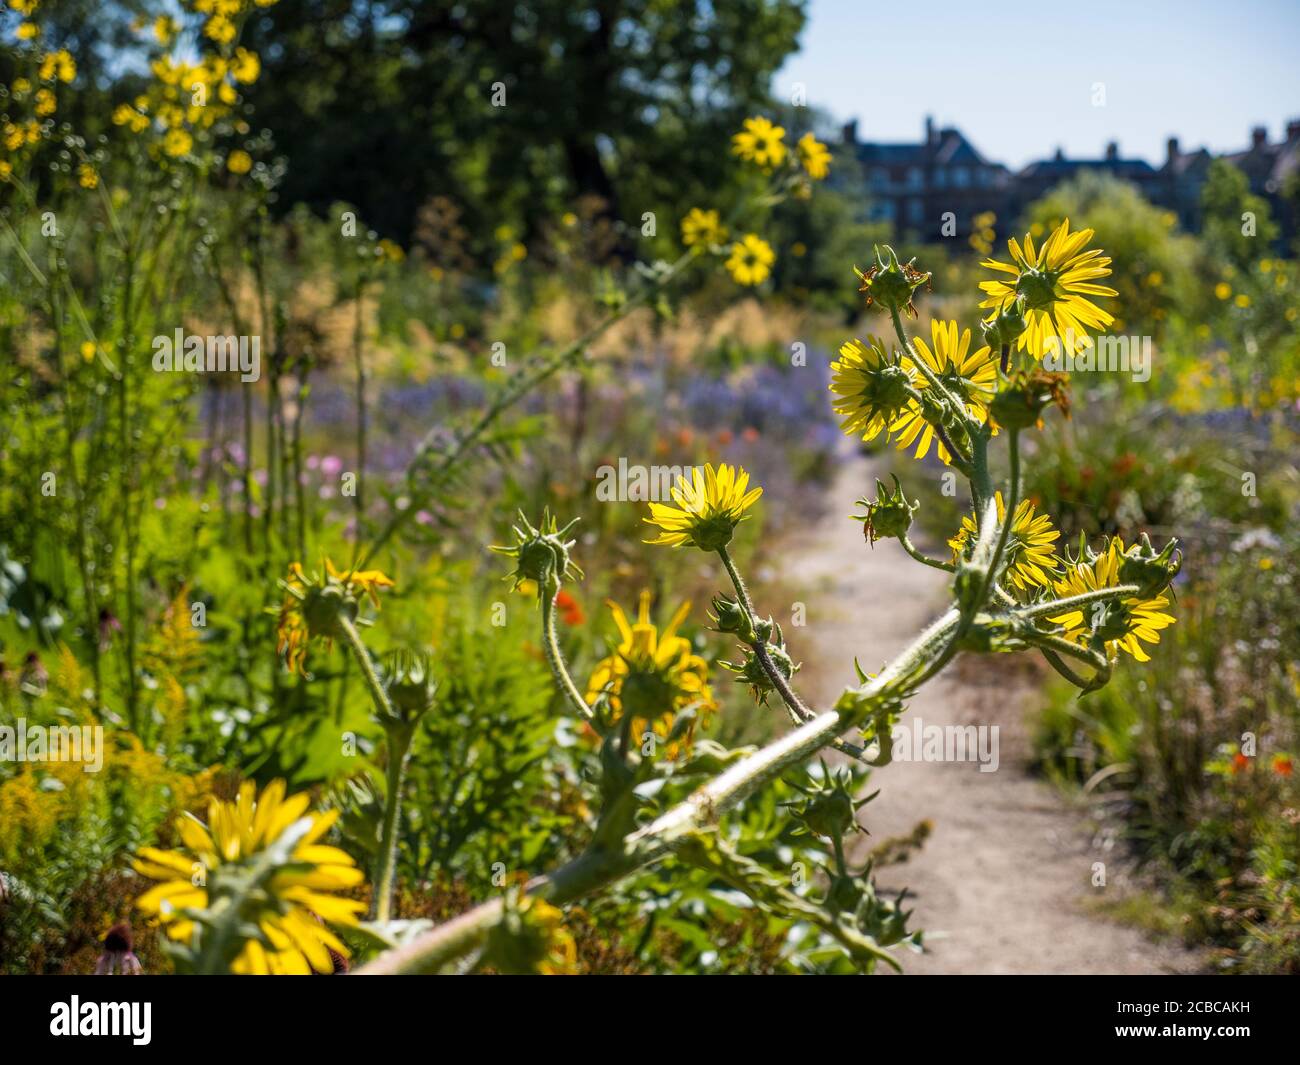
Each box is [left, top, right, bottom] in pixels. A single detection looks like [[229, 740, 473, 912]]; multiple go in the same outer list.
[[645, 462, 762, 551], [681, 207, 726, 248], [725, 233, 774, 286], [585, 590, 717, 755], [16, 21, 39, 40], [231, 47, 261, 84], [133, 780, 366, 975], [38, 48, 75, 83], [948, 490, 1060, 592], [829, 335, 914, 444], [731, 116, 787, 169], [276, 559, 396, 675], [227, 149, 253, 174], [162, 127, 193, 157], [891, 319, 997, 463], [796, 132, 831, 180], [979, 218, 1118, 359], [1048, 539, 1176, 663]]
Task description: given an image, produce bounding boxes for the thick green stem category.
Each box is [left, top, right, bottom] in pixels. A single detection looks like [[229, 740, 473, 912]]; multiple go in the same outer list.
[[356, 604, 962, 974], [540, 576, 594, 720], [372, 721, 415, 922]]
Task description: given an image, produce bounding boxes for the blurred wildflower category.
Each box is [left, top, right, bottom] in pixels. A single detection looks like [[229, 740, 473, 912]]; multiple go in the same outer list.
[[94, 923, 143, 975], [586, 590, 716, 754], [796, 132, 831, 180], [725, 233, 774, 286], [275, 559, 395, 674], [132, 780, 365, 974], [731, 115, 786, 169], [681, 207, 726, 248]]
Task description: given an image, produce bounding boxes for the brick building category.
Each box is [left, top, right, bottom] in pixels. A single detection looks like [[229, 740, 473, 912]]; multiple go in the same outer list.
[[838, 116, 1300, 246]]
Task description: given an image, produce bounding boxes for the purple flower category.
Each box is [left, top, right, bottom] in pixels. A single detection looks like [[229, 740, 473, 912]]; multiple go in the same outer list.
[[95, 923, 143, 975]]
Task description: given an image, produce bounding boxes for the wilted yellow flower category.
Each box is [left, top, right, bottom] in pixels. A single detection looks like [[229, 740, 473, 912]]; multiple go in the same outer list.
[[948, 491, 1060, 591], [891, 318, 997, 464], [1048, 540, 1176, 663], [731, 115, 786, 169], [133, 780, 366, 975], [227, 149, 253, 174], [586, 590, 717, 755], [276, 559, 395, 675], [725, 233, 774, 286], [796, 132, 831, 180], [645, 462, 762, 551], [979, 218, 1117, 359], [681, 207, 726, 248]]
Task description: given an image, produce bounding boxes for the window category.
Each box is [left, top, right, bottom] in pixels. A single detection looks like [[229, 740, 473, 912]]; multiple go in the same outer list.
[[952, 167, 970, 188]]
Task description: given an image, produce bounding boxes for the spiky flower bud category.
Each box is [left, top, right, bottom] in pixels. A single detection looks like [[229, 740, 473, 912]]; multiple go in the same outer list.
[[854, 475, 917, 544], [855, 245, 930, 318], [490, 509, 584, 592], [382, 649, 438, 721], [1118, 534, 1183, 597], [989, 369, 1071, 430]]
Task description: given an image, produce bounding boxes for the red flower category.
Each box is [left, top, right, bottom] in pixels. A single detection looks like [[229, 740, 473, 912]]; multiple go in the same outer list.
[[1273, 755, 1293, 777], [555, 590, 584, 626], [1231, 752, 1250, 774]]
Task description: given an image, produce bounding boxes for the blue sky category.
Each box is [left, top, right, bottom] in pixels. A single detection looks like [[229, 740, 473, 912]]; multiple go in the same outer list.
[[774, 0, 1300, 169]]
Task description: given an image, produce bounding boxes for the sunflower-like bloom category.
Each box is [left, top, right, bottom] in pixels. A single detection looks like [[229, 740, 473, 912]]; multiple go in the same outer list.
[[797, 132, 831, 180], [276, 559, 395, 674], [1048, 539, 1176, 662], [829, 336, 915, 443], [890, 319, 997, 463], [585, 591, 717, 754], [731, 116, 787, 169], [725, 233, 774, 286], [645, 463, 762, 551], [979, 218, 1118, 359], [133, 780, 366, 974], [681, 207, 727, 248], [948, 490, 1060, 592]]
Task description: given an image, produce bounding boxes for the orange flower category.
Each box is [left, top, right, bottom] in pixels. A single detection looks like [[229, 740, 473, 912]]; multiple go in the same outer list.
[[1273, 754, 1293, 777]]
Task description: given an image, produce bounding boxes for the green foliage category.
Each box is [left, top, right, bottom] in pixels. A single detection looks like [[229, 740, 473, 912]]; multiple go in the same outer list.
[[1200, 158, 1279, 270]]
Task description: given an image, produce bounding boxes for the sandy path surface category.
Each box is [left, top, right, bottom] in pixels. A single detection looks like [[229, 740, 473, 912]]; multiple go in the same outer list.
[[776, 452, 1202, 975]]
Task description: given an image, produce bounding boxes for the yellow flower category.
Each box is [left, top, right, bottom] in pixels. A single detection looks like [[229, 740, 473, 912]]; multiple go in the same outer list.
[[231, 47, 261, 84], [890, 319, 997, 464], [38, 49, 75, 83], [153, 15, 177, 45], [227, 149, 253, 174], [948, 491, 1060, 592], [162, 127, 193, 157], [203, 15, 236, 44], [829, 335, 914, 444], [80, 340, 96, 362], [276, 559, 395, 675], [132, 780, 366, 975], [585, 590, 717, 755], [1234, 293, 1250, 308], [9, 0, 39, 16], [16, 21, 39, 40], [1048, 539, 1176, 663], [645, 462, 762, 551], [681, 207, 726, 248], [796, 132, 831, 180], [0, 161, 12, 181], [11, 76, 30, 95], [979, 218, 1117, 359], [33, 87, 55, 115], [725, 233, 774, 286], [3, 123, 24, 151], [731, 115, 786, 169], [76, 163, 97, 189]]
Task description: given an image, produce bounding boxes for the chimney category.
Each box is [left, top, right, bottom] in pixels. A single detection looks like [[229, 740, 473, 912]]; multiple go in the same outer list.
[[1105, 141, 1119, 161], [1251, 125, 1268, 149], [925, 115, 936, 146], [841, 119, 858, 145], [1166, 137, 1179, 164], [1287, 118, 1300, 141], [1053, 147, 1065, 162]]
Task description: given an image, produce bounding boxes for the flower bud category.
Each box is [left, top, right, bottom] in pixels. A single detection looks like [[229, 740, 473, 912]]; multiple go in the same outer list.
[[855, 245, 930, 318], [382, 649, 438, 721], [1118, 534, 1182, 597], [989, 369, 1071, 430], [491, 509, 584, 592], [854, 475, 917, 544]]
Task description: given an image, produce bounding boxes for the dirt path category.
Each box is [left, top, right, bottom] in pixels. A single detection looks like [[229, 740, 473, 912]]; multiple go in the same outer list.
[[778, 452, 1202, 975]]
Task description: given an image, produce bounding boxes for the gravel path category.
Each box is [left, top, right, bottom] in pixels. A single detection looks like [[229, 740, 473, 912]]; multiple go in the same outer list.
[[777, 452, 1203, 975]]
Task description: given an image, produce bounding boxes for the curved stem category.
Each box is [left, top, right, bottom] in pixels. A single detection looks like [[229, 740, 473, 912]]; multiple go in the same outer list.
[[899, 535, 955, 573], [541, 577, 594, 720]]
